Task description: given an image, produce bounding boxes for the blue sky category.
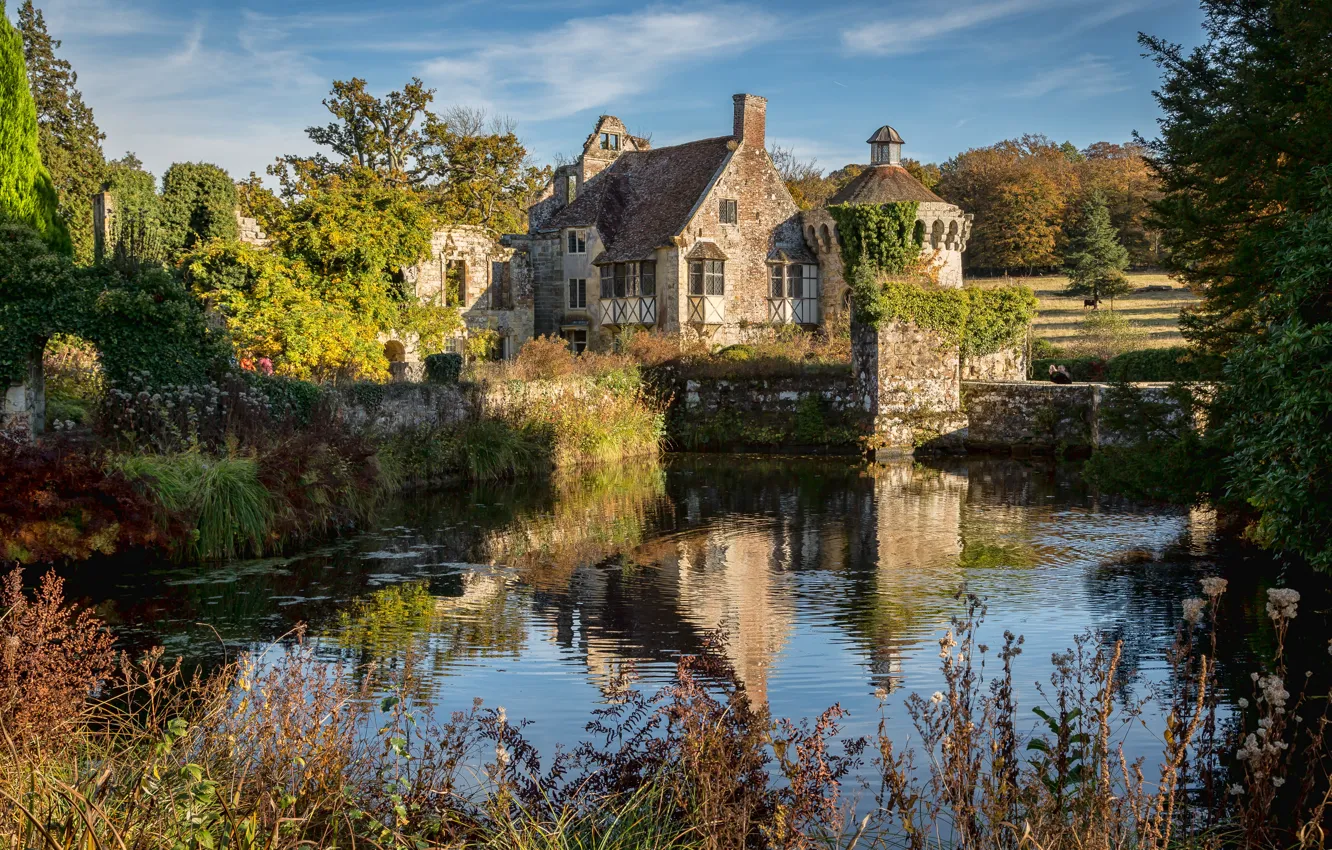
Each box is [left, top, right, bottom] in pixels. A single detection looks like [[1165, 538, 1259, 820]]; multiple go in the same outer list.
[[29, 0, 1206, 182]]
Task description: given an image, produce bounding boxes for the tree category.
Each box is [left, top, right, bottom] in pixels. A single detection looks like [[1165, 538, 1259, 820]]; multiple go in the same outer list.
[[1213, 170, 1332, 569], [768, 144, 828, 210], [0, 4, 67, 253], [160, 162, 238, 257], [191, 169, 461, 380], [901, 158, 941, 190], [278, 79, 548, 235], [1081, 142, 1160, 266], [1141, 0, 1332, 357], [936, 138, 1071, 273], [1063, 193, 1131, 304], [17, 1, 104, 264]]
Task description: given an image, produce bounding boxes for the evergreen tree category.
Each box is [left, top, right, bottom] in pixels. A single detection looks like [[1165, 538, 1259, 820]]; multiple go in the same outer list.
[[1063, 193, 1131, 304], [160, 162, 238, 257], [17, 1, 104, 264], [1142, 0, 1332, 356], [0, 2, 69, 253]]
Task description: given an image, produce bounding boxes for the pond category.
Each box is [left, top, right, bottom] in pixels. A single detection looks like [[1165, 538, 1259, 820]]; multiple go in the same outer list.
[[62, 454, 1331, 772]]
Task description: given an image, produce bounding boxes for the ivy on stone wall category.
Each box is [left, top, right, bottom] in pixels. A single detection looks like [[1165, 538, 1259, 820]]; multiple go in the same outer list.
[[850, 268, 1036, 357], [830, 200, 1035, 357], [828, 201, 922, 280]]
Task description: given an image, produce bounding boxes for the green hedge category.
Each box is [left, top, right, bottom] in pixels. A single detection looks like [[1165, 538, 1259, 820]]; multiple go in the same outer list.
[[425, 352, 463, 384], [1031, 347, 1210, 383]]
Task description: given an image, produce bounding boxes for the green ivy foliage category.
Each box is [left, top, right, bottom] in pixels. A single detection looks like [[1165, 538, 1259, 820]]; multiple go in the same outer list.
[[0, 8, 69, 254], [425, 352, 462, 384], [828, 201, 921, 280], [0, 222, 82, 382], [82, 261, 230, 386], [850, 269, 1036, 358], [160, 162, 238, 257]]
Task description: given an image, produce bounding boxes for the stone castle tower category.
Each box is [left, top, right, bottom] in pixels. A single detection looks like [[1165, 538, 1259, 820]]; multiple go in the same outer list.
[[802, 126, 973, 315]]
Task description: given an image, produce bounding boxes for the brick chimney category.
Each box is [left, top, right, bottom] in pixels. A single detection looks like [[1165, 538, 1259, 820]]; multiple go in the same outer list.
[[732, 93, 766, 148]]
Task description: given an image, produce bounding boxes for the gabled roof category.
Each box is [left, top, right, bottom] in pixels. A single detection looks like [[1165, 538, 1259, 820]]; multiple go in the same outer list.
[[685, 241, 728, 261], [544, 136, 735, 263], [828, 164, 944, 205]]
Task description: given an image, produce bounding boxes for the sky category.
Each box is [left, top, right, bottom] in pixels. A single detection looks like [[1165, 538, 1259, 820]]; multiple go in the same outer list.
[[26, 0, 1208, 182]]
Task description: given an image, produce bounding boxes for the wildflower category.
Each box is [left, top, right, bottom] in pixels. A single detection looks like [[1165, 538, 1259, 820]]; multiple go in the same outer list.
[[1258, 675, 1290, 709], [1265, 587, 1299, 621], [495, 744, 511, 767], [1273, 777, 1285, 788], [1200, 576, 1228, 598], [1182, 597, 1207, 625], [496, 707, 507, 726], [1295, 715, 1304, 724], [1229, 784, 1244, 796], [930, 691, 945, 704], [1238, 698, 1249, 709]]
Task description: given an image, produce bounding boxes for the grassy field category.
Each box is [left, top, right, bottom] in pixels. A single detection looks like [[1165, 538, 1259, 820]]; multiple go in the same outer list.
[[977, 272, 1197, 350]]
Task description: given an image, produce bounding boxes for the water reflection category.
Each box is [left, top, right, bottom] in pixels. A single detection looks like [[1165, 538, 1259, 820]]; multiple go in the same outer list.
[[62, 454, 1329, 761]]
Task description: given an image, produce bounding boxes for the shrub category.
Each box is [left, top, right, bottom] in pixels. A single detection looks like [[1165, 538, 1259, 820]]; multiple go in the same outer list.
[[1074, 309, 1146, 359], [509, 335, 577, 380], [1103, 346, 1208, 382], [424, 352, 463, 384], [0, 435, 173, 564], [1031, 337, 1063, 360], [0, 567, 114, 743], [257, 427, 382, 544], [1031, 355, 1105, 382], [242, 371, 327, 424]]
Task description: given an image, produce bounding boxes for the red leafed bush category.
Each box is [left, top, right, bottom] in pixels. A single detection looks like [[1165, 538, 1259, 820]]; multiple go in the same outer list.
[[0, 567, 116, 740], [0, 434, 176, 564], [256, 424, 382, 547]]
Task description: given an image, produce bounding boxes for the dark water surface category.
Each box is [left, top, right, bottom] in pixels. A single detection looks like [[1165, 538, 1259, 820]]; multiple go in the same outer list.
[[63, 455, 1331, 768]]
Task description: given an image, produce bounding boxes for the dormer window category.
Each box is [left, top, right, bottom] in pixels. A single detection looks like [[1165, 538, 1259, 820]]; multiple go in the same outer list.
[[719, 199, 738, 225], [599, 132, 619, 151], [567, 230, 587, 254]]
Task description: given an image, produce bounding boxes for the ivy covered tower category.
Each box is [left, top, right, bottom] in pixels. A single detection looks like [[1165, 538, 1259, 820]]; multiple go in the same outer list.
[[802, 125, 976, 455], [803, 126, 971, 312]]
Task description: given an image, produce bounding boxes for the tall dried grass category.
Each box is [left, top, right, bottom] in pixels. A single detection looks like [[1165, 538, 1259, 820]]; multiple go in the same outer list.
[[2, 572, 1328, 850]]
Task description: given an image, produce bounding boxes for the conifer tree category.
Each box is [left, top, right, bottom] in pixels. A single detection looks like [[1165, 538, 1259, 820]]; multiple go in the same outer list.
[[0, 1, 69, 253], [18, 1, 105, 264], [1063, 193, 1130, 306]]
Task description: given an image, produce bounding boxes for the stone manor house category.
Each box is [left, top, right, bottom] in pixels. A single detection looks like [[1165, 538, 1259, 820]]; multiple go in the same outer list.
[[390, 94, 972, 367]]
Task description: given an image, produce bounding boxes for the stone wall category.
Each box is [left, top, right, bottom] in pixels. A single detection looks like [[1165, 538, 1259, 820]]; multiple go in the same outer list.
[[680, 373, 859, 416], [960, 381, 1186, 453], [854, 320, 966, 453], [335, 378, 593, 439], [2, 354, 44, 438], [961, 345, 1026, 381]]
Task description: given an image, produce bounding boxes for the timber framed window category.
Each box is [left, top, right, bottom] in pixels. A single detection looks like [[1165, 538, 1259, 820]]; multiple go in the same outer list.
[[568, 278, 587, 310], [688, 260, 725, 296], [600, 265, 614, 299], [567, 230, 587, 254], [719, 199, 738, 225]]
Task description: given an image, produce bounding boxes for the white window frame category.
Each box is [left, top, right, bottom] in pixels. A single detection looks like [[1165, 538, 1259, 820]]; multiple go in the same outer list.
[[567, 230, 587, 255]]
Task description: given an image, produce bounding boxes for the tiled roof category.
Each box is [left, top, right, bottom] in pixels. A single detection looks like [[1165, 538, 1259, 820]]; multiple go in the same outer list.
[[685, 241, 728, 260], [544, 136, 735, 262], [828, 164, 944, 205]]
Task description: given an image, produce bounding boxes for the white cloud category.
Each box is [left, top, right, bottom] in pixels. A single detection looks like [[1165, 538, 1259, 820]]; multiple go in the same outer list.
[[1011, 54, 1129, 98], [420, 4, 782, 121], [842, 0, 1050, 56]]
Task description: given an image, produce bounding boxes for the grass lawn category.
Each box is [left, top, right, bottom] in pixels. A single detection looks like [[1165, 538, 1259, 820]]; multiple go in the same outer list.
[[974, 272, 1197, 349]]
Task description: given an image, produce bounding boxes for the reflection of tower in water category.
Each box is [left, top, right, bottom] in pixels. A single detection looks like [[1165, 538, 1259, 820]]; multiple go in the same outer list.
[[854, 462, 970, 691]]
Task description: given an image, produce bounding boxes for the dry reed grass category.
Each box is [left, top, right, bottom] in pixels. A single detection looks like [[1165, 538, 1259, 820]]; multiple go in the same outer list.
[[2, 572, 1328, 850]]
